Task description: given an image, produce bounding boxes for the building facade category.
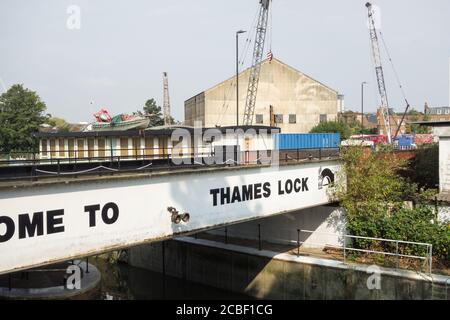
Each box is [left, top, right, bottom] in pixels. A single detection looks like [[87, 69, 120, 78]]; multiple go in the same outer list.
[[424, 103, 450, 121], [185, 58, 340, 133]]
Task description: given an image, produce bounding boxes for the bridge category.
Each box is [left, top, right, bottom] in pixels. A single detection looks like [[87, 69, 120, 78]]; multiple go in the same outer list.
[[0, 156, 340, 275]]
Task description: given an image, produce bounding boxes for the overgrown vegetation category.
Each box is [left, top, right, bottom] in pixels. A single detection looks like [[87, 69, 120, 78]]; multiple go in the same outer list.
[[334, 146, 449, 265], [405, 109, 431, 134], [310, 121, 352, 140], [310, 119, 377, 140]]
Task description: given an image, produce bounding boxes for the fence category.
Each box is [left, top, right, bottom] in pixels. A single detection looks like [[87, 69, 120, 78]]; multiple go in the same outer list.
[[213, 226, 433, 274], [0, 147, 340, 182]]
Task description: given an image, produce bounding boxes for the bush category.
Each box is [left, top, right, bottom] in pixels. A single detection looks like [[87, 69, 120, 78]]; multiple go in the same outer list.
[[310, 121, 351, 140], [336, 147, 450, 263]]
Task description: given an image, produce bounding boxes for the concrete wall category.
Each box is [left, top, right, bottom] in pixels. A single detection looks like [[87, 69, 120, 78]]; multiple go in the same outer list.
[[207, 205, 346, 249], [128, 239, 447, 300], [185, 93, 205, 127], [184, 59, 339, 132], [439, 137, 450, 192]]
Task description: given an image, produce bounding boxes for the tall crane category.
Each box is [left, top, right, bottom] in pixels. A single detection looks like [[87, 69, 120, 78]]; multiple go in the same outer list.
[[162, 72, 171, 126], [243, 0, 271, 126], [366, 2, 392, 144]]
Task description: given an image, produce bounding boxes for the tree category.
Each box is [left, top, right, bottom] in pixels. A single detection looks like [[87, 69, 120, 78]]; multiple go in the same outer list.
[[309, 121, 352, 140], [142, 98, 164, 127], [46, 117, 71, 132], [0, 84, 47, 152], [142, 98, 176, 126], [405, 111, 431, 134]]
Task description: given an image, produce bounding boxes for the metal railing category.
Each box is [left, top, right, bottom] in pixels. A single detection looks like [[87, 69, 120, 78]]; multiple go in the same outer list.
[[0, 147, 340, 182], [214, 227, 433, 274], [292, 229, 433, 274]]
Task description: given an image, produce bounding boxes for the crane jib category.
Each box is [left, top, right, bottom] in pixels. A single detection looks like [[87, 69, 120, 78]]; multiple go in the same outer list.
[[243, 0, 271, 126]]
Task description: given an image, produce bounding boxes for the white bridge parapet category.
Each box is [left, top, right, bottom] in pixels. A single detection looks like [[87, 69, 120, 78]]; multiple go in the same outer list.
[[0, 160, 340, 275]]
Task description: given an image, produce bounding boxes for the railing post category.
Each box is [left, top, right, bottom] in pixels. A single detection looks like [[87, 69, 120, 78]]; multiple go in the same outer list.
[[86, 257, 89, 274], [225, 227, 228, 244], [319, 148, 322, 160], [343, 236, 346, 264], [429, 245, 433, 275], [57, 159, 61, 175], [297, 229, 300, 257], [396, 241, 399, 269]]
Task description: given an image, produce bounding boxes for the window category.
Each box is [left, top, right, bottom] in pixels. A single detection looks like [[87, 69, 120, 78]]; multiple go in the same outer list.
[[41, 139, 47, 156], [256, 114, 264, 124], [132, 137, 141, 157], [289, 114, 297, 124], [98, 139, 106, 158], [59, 139, 65, 157], [68, 139, 75, 158], [274, 114, 283, 124], [120, 138, 129, 157], [320, 114, 327, 123], [145, 137, 154, 156], [50, 139, 56, 157], [88, 139, 95, 158], [77, 139, 85, 158]]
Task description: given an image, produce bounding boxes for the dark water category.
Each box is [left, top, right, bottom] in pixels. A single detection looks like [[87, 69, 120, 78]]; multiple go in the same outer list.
[[93, 258, 252, 300]]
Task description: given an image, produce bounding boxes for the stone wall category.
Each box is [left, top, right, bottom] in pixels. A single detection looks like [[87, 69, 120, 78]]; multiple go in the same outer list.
[[128, 239, 448, 300]]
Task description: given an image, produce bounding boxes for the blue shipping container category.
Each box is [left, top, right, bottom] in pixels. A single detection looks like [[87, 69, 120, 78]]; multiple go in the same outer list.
[[274, 133, 340, 150], [397, 135, 414, 147]]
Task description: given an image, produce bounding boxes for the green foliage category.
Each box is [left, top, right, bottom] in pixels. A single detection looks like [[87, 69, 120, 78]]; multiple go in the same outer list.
[[310, 121, 351, 140], [335, 147, 449, 261], [406, 111, 431, 134], [412, 144, 439, 188], [356, 127, 378, 135], [142, 98, 175, 127], [46, 117, 71, 132], [0, 84, 47, 152]]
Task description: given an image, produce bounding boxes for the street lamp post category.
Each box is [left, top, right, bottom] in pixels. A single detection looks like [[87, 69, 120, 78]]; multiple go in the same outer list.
[[361, 82, 367, 133], [236, 30, 246, 127]]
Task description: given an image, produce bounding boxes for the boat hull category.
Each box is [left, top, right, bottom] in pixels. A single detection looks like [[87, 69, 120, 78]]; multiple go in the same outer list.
[[91, 118, 150, 131]]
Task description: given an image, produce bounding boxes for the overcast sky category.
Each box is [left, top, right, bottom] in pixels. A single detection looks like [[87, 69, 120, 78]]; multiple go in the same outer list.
[[0, 0, 449, 123]]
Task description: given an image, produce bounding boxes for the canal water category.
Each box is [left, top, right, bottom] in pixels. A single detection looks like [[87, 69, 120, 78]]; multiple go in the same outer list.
[[93, 258, 252, 300]]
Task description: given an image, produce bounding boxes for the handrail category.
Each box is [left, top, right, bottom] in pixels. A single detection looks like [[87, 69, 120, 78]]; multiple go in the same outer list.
[[0, 148, 340, 183], [298, 229, 433, 274]]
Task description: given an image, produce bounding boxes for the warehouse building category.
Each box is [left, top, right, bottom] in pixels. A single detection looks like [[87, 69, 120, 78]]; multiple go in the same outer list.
[[185, 58, 341, 133]]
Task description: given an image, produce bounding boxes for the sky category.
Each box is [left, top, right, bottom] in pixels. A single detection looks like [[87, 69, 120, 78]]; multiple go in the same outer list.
[[0, 0, 449, 123]]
